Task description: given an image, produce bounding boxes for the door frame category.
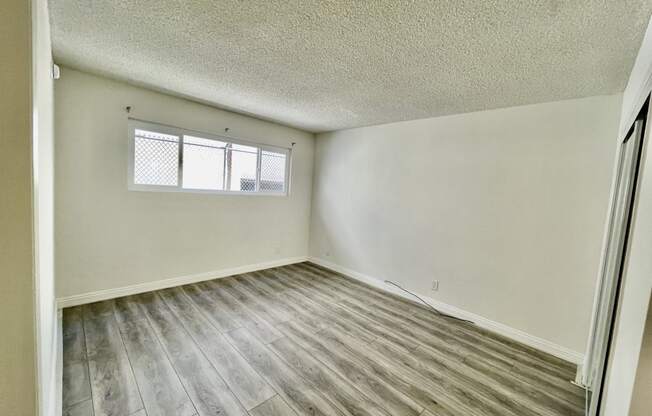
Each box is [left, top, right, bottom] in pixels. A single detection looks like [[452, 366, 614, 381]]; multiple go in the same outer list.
[[586, 97, 650, 416]]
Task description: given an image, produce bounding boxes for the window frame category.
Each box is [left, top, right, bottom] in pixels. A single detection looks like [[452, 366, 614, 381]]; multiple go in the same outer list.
[[127, 118, 292, 196]]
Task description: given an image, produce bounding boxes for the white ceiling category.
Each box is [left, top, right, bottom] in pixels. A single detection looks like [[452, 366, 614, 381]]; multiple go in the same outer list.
[[50, 1, 652, 132]]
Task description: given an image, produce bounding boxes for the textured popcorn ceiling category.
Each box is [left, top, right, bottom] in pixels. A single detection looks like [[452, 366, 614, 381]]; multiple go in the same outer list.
[[50, 1, 652, 132]]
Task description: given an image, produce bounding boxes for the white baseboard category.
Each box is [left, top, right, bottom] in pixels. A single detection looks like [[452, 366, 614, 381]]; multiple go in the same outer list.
[[308, 256, 585, 365], [56, 256, 308, 309]]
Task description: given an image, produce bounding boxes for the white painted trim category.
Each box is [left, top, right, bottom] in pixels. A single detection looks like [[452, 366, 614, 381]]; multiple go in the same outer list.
[[308, 256, 585, 365], [56, 256, 308, 308], [56, 310, 62, 416], [620, 16, 652, 139]]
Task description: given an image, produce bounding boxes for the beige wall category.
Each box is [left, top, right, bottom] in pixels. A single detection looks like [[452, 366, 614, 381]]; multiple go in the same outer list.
[[0, 0, 37, 415], [310, 95, 621, 355], [55, 68, 315, 298], [629, 296, 652, 416]]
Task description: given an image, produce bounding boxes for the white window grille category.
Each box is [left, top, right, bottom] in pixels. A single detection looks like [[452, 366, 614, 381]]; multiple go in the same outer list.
[[128, 119, 291, 195]]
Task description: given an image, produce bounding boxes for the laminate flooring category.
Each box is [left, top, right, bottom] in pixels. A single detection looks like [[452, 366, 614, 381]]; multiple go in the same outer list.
[[62, 262, 585, 416]]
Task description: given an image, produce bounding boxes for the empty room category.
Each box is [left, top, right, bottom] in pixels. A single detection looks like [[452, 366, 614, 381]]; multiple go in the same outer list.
[[5, 1, 652, 416]]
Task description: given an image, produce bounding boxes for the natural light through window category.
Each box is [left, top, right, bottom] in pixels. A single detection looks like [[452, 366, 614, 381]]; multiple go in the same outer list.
[[129, 120, 290, 195], [182, 135, 227, 190]]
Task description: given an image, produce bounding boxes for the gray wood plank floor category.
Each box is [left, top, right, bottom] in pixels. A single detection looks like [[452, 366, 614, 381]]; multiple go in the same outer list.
[[62, 262, 585, 416]]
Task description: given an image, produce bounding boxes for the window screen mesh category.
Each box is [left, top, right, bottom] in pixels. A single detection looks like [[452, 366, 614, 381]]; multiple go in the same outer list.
[[133, 129, 179, 186], [260, 150, 287, 192]]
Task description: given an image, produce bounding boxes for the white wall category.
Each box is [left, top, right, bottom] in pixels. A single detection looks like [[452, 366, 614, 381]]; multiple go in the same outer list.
[[310, 95, 621, 356], [32, 0, 57, 414], [601, 16, 652, 416], [55, 69, 314, 299]]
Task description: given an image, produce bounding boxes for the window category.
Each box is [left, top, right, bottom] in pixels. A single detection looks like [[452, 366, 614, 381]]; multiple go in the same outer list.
[[128, 120, 290, 195]]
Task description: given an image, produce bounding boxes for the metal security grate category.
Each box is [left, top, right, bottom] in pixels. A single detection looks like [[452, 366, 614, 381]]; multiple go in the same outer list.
[[133, 129, 179, 186], [260, 150, 287, 192], [129, 120, 290, 194]]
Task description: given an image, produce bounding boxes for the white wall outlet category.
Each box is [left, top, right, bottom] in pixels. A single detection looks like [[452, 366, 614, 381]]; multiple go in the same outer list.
[[431, 280, 439, 291]]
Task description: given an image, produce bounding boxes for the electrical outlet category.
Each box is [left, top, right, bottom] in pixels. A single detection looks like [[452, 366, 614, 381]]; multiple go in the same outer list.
[[431, 280, 439, 291]]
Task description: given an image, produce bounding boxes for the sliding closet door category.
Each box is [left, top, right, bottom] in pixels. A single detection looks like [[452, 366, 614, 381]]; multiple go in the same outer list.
[[587, 116, 646, 415]]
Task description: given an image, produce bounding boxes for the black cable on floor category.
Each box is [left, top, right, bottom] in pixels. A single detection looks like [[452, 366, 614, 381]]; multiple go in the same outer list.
[[384, 280, 474, 324]]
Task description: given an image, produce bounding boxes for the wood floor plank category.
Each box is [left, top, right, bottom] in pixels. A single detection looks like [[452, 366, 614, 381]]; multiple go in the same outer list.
[[339, 296, 583, 405], [225, 327, 345, 416], [343, 328, 553, 416], [509, 362, 585, 407], [403, 304, 577, 379], [344, 293, 575, 383], [182, 283, 242, 332], [137, 292, 248, 416], [215, 277, 288, 324], [265, 269, 419, 350], [64, 264, 584, 416], [157, 287, 276, 410], [276, 276, 427, 352], [63, 399, 94, 416], [338, 299, 473, 361], [295, 265, 584, 410], [330, 309, 583, 416], [276, 320, 424, 416], [113, 296, 196, 416], [63, 306, 84, 335], [339, 295, 579, 405], [293, 263, 421, 314], [327, 325, 530, 416], [269, 267, 344, 305], [289, 269, 488, 362], [282, 320, 497, 416], [238, 272, 329, 332], [261, 280, 377, 343], [249, 395, 298, 416], [63, 362, 93, 411], [200, 279, 284, 343], [269, 336, 391, 416], [82, 301, 144, 416], [300, 262, 578, 379], [63, 307, 92, 410], [245, 268, 291, 293], [340, 295, 513, 359], [461, 354, 584, 415]]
